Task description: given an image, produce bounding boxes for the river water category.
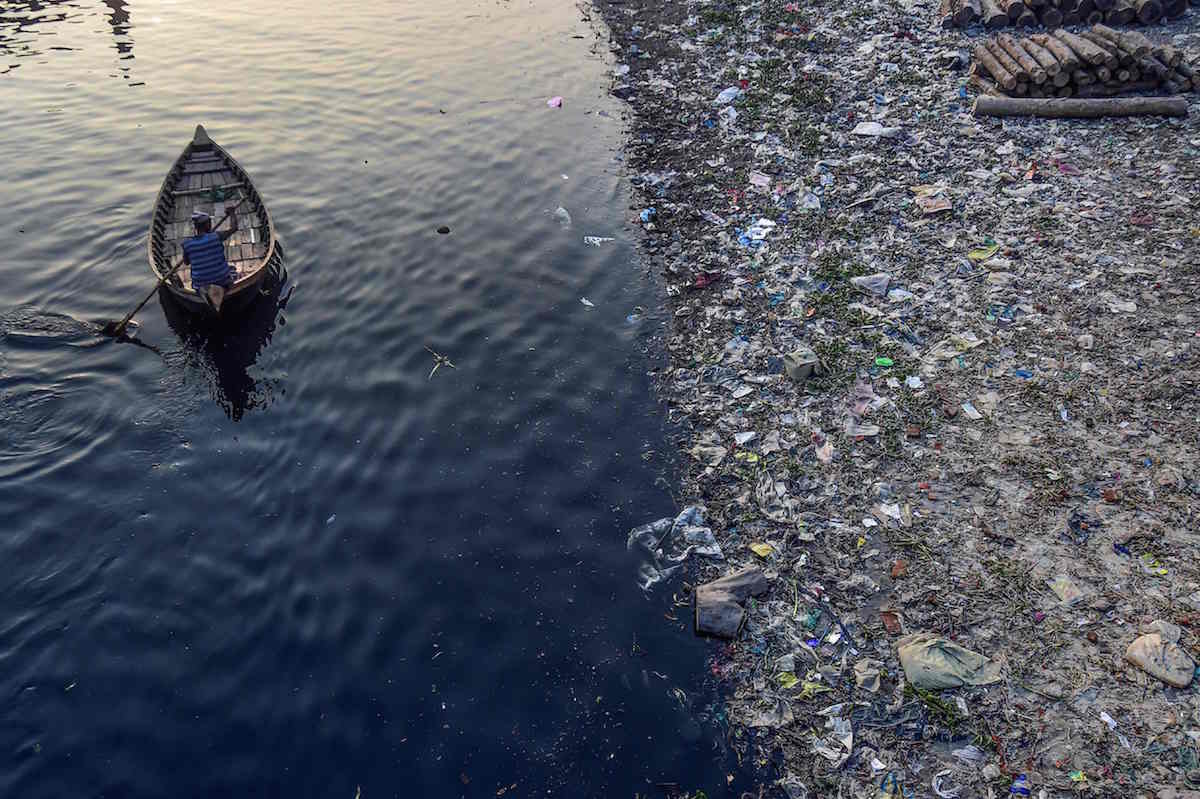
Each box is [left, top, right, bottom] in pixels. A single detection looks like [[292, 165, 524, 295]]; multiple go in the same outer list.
[[0, 1, 743, 796]]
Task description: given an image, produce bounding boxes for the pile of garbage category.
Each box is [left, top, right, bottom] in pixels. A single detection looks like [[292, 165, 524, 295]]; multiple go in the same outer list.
[[597, 0, 1200, 794]]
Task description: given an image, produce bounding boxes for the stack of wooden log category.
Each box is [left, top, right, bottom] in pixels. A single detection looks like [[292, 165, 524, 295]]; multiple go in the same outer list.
[[940, 0, 1192, 30], [969, 24, 1198, 97]]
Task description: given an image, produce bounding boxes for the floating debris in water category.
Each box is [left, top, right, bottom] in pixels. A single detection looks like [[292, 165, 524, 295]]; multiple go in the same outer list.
[[424, 346, 456, 379]]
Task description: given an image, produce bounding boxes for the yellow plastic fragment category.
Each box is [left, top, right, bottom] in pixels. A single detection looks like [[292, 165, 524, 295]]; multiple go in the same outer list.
[[750, 542, 775, 558], [968, 243, 999, 262]]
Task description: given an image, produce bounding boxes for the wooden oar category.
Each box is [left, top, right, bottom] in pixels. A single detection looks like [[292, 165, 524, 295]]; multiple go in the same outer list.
[[101, 197, 248, 338]]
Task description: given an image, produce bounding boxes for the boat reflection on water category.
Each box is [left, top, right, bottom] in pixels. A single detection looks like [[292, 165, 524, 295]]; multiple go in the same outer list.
[[158, 255, 292, 421]]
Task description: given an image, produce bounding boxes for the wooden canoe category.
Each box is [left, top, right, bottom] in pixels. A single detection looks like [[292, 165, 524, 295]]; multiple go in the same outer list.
[[147, 124, 278, 314]]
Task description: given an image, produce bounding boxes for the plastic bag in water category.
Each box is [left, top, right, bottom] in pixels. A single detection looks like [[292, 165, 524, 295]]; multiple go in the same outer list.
[[627, 505, 723, 590]]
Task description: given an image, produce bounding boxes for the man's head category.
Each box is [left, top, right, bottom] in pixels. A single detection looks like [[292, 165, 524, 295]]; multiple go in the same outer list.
[[191, 211, 212, 235]]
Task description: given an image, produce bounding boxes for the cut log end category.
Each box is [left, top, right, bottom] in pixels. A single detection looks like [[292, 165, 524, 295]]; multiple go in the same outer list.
[[1135, 0, 1164, 20], [955, 0, 984, 24], [1104, 5, 1137, 22], [1041, 6, 1066, 24], [1156, 44, 1184, 68], [979, 0, 1010, 27]]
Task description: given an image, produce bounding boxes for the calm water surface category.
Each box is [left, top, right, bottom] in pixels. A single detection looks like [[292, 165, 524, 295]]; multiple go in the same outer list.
[[0, 1, 744, 796]]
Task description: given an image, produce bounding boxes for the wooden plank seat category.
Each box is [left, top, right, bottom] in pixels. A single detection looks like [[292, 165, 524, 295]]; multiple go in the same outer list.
[[172, 181, 244, 197]]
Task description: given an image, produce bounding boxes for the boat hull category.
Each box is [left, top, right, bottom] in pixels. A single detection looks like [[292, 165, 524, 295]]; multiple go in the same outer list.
[[160, 254, 277, 315], [147, 125, 279, 318]]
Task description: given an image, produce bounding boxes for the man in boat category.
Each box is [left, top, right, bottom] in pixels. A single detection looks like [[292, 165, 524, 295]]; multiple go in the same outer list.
[[182, 207, 239, 308]]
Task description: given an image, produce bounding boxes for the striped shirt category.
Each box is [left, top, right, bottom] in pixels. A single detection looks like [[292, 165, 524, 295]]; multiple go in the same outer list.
[[182, 232, 233, 288]]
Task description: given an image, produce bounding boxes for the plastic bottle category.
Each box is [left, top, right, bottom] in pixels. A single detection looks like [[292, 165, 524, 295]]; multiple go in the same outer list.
[[1009, 774, 1031, 796]]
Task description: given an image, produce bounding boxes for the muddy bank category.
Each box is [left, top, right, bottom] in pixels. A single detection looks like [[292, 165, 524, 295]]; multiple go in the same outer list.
[[594, 0, 1200, 795]]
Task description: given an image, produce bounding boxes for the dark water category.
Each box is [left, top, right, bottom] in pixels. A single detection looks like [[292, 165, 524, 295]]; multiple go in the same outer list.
[[0, 2, 743, 797]]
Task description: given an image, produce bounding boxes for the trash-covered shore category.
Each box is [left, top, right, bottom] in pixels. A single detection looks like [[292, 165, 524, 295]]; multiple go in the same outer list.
[[593, 0, 1200, 795]]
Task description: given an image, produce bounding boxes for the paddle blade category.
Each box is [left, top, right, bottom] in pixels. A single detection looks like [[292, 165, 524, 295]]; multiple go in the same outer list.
[[97, 318, 138, 338]]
